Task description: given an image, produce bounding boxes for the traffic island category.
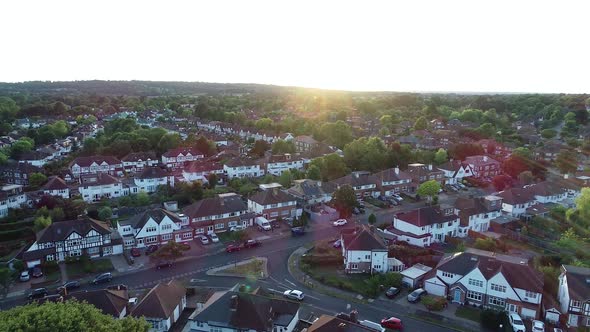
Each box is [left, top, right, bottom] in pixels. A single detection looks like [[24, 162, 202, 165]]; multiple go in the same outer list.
[[206, 257, 268, 279]]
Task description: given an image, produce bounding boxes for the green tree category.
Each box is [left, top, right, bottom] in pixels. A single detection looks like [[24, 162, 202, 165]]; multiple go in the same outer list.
[[0, 267, 12, 297], [207, 173, 218, 189], [570, 188, 590, 226], [29, 173, 47, 188], [278, 170, 293, 188], [0, 300, 149, 332], [98, 206, 113, 221], [320, 121, 353, 149], [540, 129, 557, 139], [417, 180, 441, 203], [433, 148, 448, 165], [413, 116, 428, 130], [306, 164, 321, 180], [33, 216, 52, 232], [0, 97, 19, 122], [555, 149, 578, 174], [511, 147, 532, 160], [368, 213, 377, 225], [157, 133, 182, 154], [271, 140, 296, 154], [322, 153, 349, 180], [343, 137, 388, 172], [331, 185, 357, 217], [250, 140, 270, 157], [135, 192, 151, 206], [151, 241, 184, 263], [255, 118, 273, 130], [10, 138, 34, 158]]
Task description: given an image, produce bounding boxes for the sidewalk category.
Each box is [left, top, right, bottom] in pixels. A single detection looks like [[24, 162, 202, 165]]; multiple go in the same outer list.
[[287, 246, 482, 332]]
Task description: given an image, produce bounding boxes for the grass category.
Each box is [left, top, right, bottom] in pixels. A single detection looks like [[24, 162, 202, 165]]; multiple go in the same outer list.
[[455, 306, 481, 323], [222, 259, 264, 276], [66, 258, 114, 278]]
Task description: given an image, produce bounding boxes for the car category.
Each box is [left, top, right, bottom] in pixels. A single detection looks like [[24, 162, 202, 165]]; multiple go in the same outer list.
[[131, 248, 141, 257], [197, 235, 210, 245], [359, 320, 386, 332], [333, 239, 342, 248], [226, 243, 242, 253], [32, 267, 43, 278], [407, 288, 427, 303], [145, 245, 158, 255], [283, 289, 305, 301], [20, 271, 30, 282], [28, 288, 48, 300], [208, 232, 219, 243], [532, 320, 545, 332], [388, 199, 399, 206], [57, 281, 80, 293], [291, 227, 305, 236], [92, 272, 113, 285], [244, 239, 261, 248], [392, 194, 403, 201], [156, 261, 172, 270], [333, 219, 348, 227], [381, 317, 404, 330], [553, 329, 563, 332], [352, 207, 360, 215], [508, 312, 526, 332], [385, 286, 400, 298], [229, 225, 247, 232]]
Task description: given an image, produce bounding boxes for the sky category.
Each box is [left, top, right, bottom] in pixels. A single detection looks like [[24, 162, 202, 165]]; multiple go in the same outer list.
[[1, 0, 589, 93]]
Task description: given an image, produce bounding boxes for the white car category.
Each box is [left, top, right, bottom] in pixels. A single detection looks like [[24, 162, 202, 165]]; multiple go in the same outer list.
[[283, 289, 305, 301], [392, 194, 403, 201], [508, 313, 526, 332], [333, 219, 348, 227], [208, 232, 219, 243], [532, 320, 545, 332], [19, 271, 30, 282], [197, 235, 210, 245], [229, 225, 247, 232]]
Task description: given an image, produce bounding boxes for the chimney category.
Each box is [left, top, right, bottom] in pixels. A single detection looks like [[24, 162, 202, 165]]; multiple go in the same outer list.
[[394, 167, 399, 175], [354, 172, 360, 178], [230, 295, 238, 311], [428, 164, 433, 171], [483, 156, 488, 162], [317, 181, 322, 187], [349, 310, 358, 323], [564, 174, 569, 179]]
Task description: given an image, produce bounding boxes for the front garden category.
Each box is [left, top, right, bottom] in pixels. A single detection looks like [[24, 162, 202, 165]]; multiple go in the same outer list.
[[65, 256, 114, 279]]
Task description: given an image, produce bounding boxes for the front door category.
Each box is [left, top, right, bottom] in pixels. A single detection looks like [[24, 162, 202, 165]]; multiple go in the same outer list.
[[207, 225, 214, 232], [506, 303, 517, 313], [453, 289, 461, 303]]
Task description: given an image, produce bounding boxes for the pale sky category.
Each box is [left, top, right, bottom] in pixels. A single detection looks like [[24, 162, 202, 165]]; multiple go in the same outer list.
[[1, 0, 589, 93]]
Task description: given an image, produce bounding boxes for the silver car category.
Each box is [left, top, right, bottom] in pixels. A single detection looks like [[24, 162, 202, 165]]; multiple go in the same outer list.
[[407, 288, 427, 302]]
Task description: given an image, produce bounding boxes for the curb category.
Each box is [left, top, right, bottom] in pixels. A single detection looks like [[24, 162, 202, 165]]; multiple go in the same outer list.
[[206, 257, 268, 279]]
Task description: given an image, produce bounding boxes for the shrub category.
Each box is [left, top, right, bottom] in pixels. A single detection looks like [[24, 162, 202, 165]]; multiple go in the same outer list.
[[480, 309, 502, 329], [41, 261, 59, 273], [422, 295, 447, 311]]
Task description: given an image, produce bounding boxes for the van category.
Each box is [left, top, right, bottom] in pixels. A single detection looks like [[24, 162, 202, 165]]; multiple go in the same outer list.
[[256, 216, 272, 231], [359, 320, 386, 332]]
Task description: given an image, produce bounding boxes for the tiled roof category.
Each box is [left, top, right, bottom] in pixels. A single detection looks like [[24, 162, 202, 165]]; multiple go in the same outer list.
[[395, 206, 458, 227], [68, 289, 128, 317], [183, 161, 223, 173], [80, 173, 120, 186], [36, 217, 110, 243], [465, 155, 501, 166], [249, 189, 295, 205], [120, 208, 182, 230], [496, 187, 535, 205], [331, 172, 378, 188], [295, 135, 318, 145], [162, 147, 203, 158], [225, 158, 260, 167], [71, 155, 121, 167], [563, 265, 590, 301], [41, 176, 68, 191], [137, 167, 169, 179], [121, 151, 156, 162], [287, 180, 336, 198], [131, 280, 185, 319], [183, 193, 247, 219], [341, 227, 387, 251], [373, 168, 412, 183], [307, 315, 376, 332]]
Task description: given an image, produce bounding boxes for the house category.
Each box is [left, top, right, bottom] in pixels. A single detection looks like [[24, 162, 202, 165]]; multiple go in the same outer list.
[[21, 217, 123, 268], [454, 195, 503, 237], [183, 193, 254, 234], [70, 155, 123, 179], [437, 160, 474, 185], [117, 209, 192, 248], [526, 181, 568, 204], [265, 154, 305, 176], [68, 289, 130, 319], [180, 161, 224, 184], [187, 290, 300, 332], [389, 205, 460, 247], [0, 184, 27, 217], [17, 150, 53, 166], [294, 135, 319, 152], [161, 147, 204, 169], [305, 315, 376, 332], [78, 173, 125, 202], [406, 163, 445, 185], [558, 265, 590, 328], [131, 280, 186, 332], [286, 179, 336, 206], [122, 152, 159, 173], [424, 248, 544, 319], [133, 167, 174, 193], [464, 155, 501, 180], [247, 184, 298, 221], [331, 171, 379, 199], [496, 187, 536, 217], [373, 167, 415, 196], [0, 162, 41, 186], [340, 226, 388, 274], [223, 158, 264, 179], [400, 263, 433, 288], [41, 176, 70, 199]]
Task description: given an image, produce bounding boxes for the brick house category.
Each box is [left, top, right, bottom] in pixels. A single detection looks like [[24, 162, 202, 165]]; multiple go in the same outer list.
[[121, 152, 159, 173], [183, 193, 254, 234], [247, 184, 298, 221], [294, 135, 319, 152], [330, 171, 379, 199], [464, 155, 501, 180], [69, 155, 123, 179], [373, 167, 415, 196], [341, 226, 388, 274], [406, 163, 445, 185]]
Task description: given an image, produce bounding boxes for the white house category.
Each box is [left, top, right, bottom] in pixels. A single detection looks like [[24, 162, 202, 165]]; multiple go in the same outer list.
[[131, 280, 186, 332], [41, 176, 70, 199], [247, 184, 298, 221], [17, 151, 53, 167], [0, 184, 27, 217], [133, 167, 174, 193], [79, 173, 125, 202], [331, 171, 379, 199], [454, 195, 503, 237], [117, 209, 192, 248], [265, 154, 305, 176], [437, 160, 474, 185], [181, 161, 224, 184], [558, 265, 590, 328], [496, 187, 536, 217], [69, 155, 123, 179], [122, 152, 159, 173], [161, 147, 204, 169], [22, 217, 123, 268], [341, 226, 389, 274], [223, 158, 264, 179], [424, 248, 544, 319], [388, 205, 460, 247]]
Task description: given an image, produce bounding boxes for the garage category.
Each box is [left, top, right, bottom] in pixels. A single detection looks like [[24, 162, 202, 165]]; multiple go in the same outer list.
[[424, 277, 447, 297], [400, 263, 432, 288], [520, 308, 536, 320]]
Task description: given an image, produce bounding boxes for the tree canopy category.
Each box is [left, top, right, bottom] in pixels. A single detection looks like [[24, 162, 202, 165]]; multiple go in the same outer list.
[[417, 180, 441, 202], [331, 185, 357, 217]]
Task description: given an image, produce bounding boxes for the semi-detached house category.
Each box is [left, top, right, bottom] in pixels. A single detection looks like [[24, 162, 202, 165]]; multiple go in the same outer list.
[[330, 171, 379, 199], [223, 158, 264, 179], [131, 280, 187, 332], [0, 184, 27, 217], [41, 176, 70, 199], [247, 184, 298, 221], [79, 173, 125, 202], [424, 248, 544, 320], [69, 155, 123, 179], [161, 147, 204, 169], [373, 167, 415, 196], [117, 209, 192, 248], [437, 160, 474, 185], [133, 167, 174, 193], [183, 193, 254, 234], [121, 152, 159, 173], [464, 155, 501, 180], [558, 265, 590, 328], [265, 153, 305, 176], [407, 163, 445, 185], [286, 179, 336, 206], [389, 205, 459, 247], [454, 195, 503, 237]]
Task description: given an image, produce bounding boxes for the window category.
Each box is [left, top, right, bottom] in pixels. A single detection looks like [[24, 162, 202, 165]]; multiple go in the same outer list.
[[281, 210, 290, 216], [571, 300, 581, 308], [161, 234, 172, 241], [215, 223, 225, 230], [46, 254, 55, 261], [525, 291, 537, 299], [182, 232, 192, 239], [210, 327, 222, 332], [270, 212, 279, 217], [488, 296, 505, 307], [350, 263, 358, 269], [491, 283, 506, 293], [374, 265, 381, 270], [146, 226, 157, 233], [228, 221, 237, 227], [466, 291, 482, 301], [103, 246, 113, 255], [365, 255, 370, 259], [442, 271, 454, 278], [468, 278, 483, 287], [145, 236, 158, 243], [162, 224, 172, 231]]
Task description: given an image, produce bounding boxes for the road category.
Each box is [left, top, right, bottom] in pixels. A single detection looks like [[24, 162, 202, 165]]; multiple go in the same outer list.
[[0, 220, 460, 331]]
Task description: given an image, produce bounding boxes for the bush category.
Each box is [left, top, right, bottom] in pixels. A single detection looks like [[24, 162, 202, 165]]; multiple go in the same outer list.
[[41, 261, 59, 273], [422, 295, 447, 311], [301, 255, 343, 266]]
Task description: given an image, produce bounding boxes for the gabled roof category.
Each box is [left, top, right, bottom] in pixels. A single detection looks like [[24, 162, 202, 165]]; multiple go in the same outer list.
[[438, 160, 469, 173], [137, 167, 169, 179], [41, 176, 68, 191], [454, 196, 501, 226], [80, 173, 120, 186], [331, 172, 378, 188], [287, 179, 337, 198], [465, 155, 501, 166], [70, 155, 121, 168], [36, 217, 110, 243], [119, 208, 182, 230], [183, 161, 223, 173], [373, 168, 412, 183], [131, 280, 185, 319], [225, 157, 260, 167], [307, 315, 376, 332], [249, 189, 295, 205], [294, 135, 318, 145], [395, 206, 458, 227], [162, 147, 203, 158], [341, 227, 387, 251], [183, 193, 247, 218], [562, 265, 590, 301], [121, 151, 157, 162], [496, 187, 535, 205], [68, 289, 128, 317], [268, 154, 302, 163]]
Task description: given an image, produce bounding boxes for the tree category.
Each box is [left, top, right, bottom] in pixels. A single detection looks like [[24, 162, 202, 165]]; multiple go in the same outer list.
[[0, 267, 12, 297], [491, 174, 513, 191], [555, 149, 578, 174], [540, 129, 557, 139], [322, 153, 349, 180], [33, 216, 52, 232], [0, 300, 149, 331], [278, 170, 293, 188], [157, 133, 182, 154], [331, 185, 357, 217], [10, 138, 34, 158], [368, 213, 377, 225], [413, 116, 428, 130], [570, 188, 590, 226], [448, 143, 484, 160], [207, 173, 218, 189], [320, 121, 353, 149], [517, 171, 535, 185], [433, 148, 448, 165], [512, 147, 532, 160], [271, 140, 296, 154], [151, 241, 184, 263], [250, 140, 269, 157], [255, 118, 273, 130], [417, 180, 441, 203], [343, 137, 388, 172], [0, 97, 19, 122], [98, 206, 112, 221], [29, 173, 47, 188], [306, 164, 321, 180], [135, 192, 151, 206]]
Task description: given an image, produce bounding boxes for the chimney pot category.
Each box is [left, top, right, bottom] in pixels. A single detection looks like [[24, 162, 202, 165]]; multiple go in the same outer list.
[[428, 164, 433, 171], [394, 167, 399, 175]]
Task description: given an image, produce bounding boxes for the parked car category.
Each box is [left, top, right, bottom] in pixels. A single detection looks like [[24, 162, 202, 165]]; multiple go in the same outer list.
[[156, 261, 172, 270], [381, 317, 403, 330], [58, 281, 80, 293], [145, 245, 158, 255], [131, 248, 141, 257], [333, 219, 348, 227], [28, 288, 48, 300], [359, 320, 386, 332], [407, 288, 427, 303], [283, 289, 305, 301], [197, 235, 210, 245], [385, 286, 400, 298], [291, 227, 305, 236], [20, 271, 30, 282], [508, 312, 526, 332], [226, 243, 242, 253], [244, 239, 261, 248], [31, 267, 43, 278], [208, 232, 219, 243], [532, 320, 545, 332], [392, 194, 403, 201], [352, 207, 360, 215], [92, 272, 113, 285], [229, 225, 247, 232], [333, 239, 342, 248]]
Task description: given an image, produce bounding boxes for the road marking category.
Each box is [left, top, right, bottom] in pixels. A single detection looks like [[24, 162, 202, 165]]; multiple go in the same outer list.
[[284, 279, 297, 287]]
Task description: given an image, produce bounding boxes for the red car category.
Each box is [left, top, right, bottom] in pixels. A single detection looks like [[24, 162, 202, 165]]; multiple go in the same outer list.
[[131, 248, 141, 257], [226, 243, 241, 253], [381, 317, 403, 331]]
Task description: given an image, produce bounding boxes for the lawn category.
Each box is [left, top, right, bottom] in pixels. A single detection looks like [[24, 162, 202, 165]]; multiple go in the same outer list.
[[222, 259, 264, 276], [455, 306, 481, 323], [66, 258, 114, 278]]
